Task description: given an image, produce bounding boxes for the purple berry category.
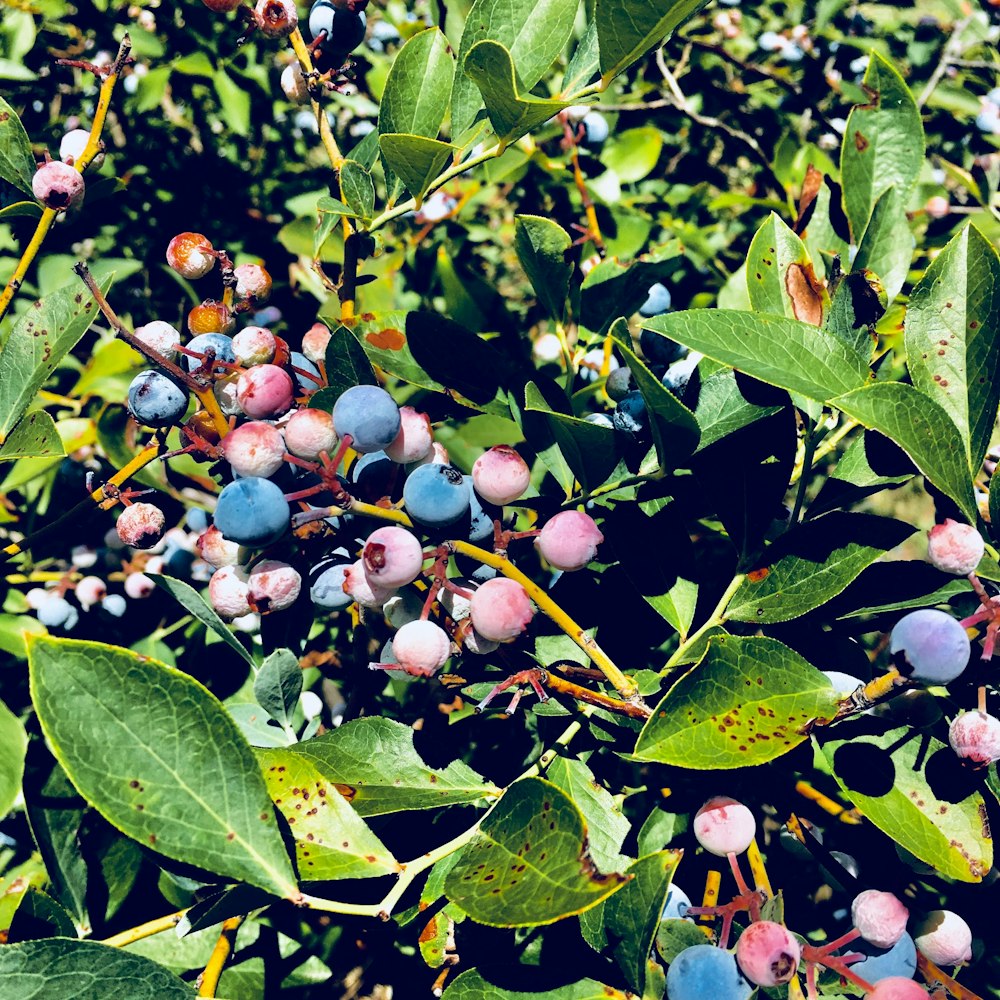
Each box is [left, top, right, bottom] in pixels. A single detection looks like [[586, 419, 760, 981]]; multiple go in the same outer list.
[[127, 370, 189, 427], [333, 385, 400, 454]]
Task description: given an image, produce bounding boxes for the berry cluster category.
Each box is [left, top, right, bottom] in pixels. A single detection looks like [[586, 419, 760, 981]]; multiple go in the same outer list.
[[660, 796, 973, 1000]]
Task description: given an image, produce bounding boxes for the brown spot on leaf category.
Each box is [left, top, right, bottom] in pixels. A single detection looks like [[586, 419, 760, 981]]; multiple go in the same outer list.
[[366, 328, 405, 350], [785, 262, 825, 326], [747, 567, 769, 583], [854, 131, 869, 152]]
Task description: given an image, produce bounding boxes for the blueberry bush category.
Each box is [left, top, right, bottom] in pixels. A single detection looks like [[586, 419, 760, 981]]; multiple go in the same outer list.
[[2, 0, 1000, 997]]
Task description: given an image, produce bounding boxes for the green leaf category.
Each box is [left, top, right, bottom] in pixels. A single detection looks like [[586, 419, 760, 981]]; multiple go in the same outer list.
[[464, 41, 571, 148], [609, 319, 700, 470], [0, 884, 76, 942], [514, 215, 573, 321], [351, 311, 445, 394], [444, 971, 630, 1000], [256, 717, 499, 817], [0, 200, 43, 220], [596, 0, 711, 83], [339, 160, 375, 222], [546, 756, 630, 873], [904, 223, 1000, 472], [253, 649, 302, 729], [603, 127, 663, 183], [825, 270, 885, 361], [379, 134, 457, 204], [0, 410, 65, 463], [746, 212, 828, 326], [726, 513, 915, 623], [451, 0, 579, 138], [0, 96, 36, 195], [633, 635, 839, 768], [830, 382, 978, 524], [655, 919, 709, 964], [148, 574, 254, 666], [604, 851, 682, 993], [28, 636, 298, 898], [840, 51, 924, 240], [524, 381, 618, 491], [515, 380, 577, 497], [310, 324, 376, 412], [561, 21, 600, 95], [0, 697, 26, 821], [444, 778, 629, 927], [817, 718, 993, 882], [692, 368, 783, 451], [0, 938, 196, 999], [258, 747, 399, 881], [643, 309, 872, 403], [0, 275, 113, 444], [213, 69, 250, 136], [852, 186, 913, 304], [379, 27, 454, 138]]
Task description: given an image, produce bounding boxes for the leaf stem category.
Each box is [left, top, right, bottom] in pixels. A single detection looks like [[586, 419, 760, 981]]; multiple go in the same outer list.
[[101, 907, 188, 947], [662, 573, 745, 674], [196, 915, 245, 997], [789, 421, 820, 524], [788, 417, 858, 485], [0, 36, 131, 326]]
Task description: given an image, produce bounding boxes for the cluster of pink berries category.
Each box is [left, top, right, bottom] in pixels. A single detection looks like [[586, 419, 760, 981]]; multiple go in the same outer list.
[[662, 795, 974, 999]]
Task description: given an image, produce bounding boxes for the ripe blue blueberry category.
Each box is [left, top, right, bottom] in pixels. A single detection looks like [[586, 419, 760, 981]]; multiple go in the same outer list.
[[289, 350, 321, 392], [350, 450, 397, 501], [889, 609, 971, 685], [662, 883, 692, 920], [214, 477, 289, 547], [101, 594, 128, 617], [128, 370, 190, 427], [612, 389, 648, 439], [37, 595, 79, 630], [333, 385, 401, 454], [464, 476, 499, 543], [581, 112, 609, 145], [639, 329, 685, 368], [849, 934, 917, 985], [605, 366, 635, 402], [308, 0, 367, 51], [403, 463, 470, 529], [639, 281, 672, 317], [667, 945, 753, 1000], [183, 333, 235, 371], [186, 508, 211, 534]]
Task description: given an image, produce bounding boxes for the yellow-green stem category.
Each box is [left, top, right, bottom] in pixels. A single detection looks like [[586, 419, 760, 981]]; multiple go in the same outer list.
[[101, 908, 188, 948], [663, 573, 745, 673], [197, 915, 245, 997]]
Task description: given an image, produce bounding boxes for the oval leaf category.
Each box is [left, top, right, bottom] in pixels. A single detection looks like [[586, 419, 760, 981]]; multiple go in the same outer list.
[[0, 696, 27, 820], [634, 635, 839, 768], [904, 222, 1000, 472], [817, 717, 992, 882], [256, 717, 499, 817], [28, 636, 298, 898], [0, 938, 195, 999], [0, 410, 65, 463], [444, 777, 629, 926], [0, 96, 36, 195], [379, 134, 457, 204], [514, 215, 573, 322], [378, 27, 454, 140]]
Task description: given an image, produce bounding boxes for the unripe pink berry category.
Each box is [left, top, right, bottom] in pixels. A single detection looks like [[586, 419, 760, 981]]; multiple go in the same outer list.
[[852, 890, 909, 948], [343, 560, 396, 609], [75, 575, 107, 609], [407, 441, 449, 470], [385, 406, 433, 464], [280, 62, 309, 103], [912, 909, 972, 966], [234, 264, 272, 302], [255, 0, 297, 36], [535, 510, 604, 571], [949, 710, 1000, 764], [868, 979, 929, 1000], [209, 565, 251, 620], [124, 572, 156, 599], [116, 503, 166, 549], [927, 519, 984, 576], [166, 232, 215, 279], [363, 526, 425, 589], [134, 320, 181, 360], [237, 364, 295, 418], [735, 920, 801, 986], [925, 196, 950, 220], [391, 619, 451, 675], [471, 446, 531, 505], [301, 323, 331, 364], [32, 161, 85, 210], [469, 578, 534, 642], [221, 420, 286, 478], [693, 796, 756, 856], [248, 559, 301, 613], [232, 326, 276, 366], [196, 526, 241, 568], [284, 408, 337, 460]]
